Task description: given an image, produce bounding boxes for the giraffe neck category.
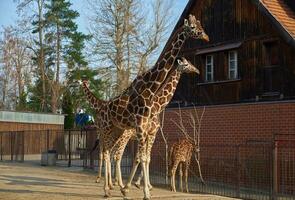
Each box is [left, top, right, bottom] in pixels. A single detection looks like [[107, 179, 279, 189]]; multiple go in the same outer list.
[[152, 68, 182, 114], [81, 82, 105, 110], [129, 26, 187, 96]]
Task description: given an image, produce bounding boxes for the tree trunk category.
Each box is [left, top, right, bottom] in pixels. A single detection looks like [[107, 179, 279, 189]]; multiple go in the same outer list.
[[51, 24, 61, 114], [51, 82, 58, 113], [38, 0, 46, 112]]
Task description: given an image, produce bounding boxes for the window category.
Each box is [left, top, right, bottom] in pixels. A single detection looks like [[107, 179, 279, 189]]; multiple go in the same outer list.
[[228, 51, 238, 79], [263, 41, 279, 66], [205, 55, 214, 82]]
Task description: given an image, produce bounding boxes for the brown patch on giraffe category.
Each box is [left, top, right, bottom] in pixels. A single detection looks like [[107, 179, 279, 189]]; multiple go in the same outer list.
[[120, 94, 129, 102], [117, 105, 124, 114], [157, 60, 166, 70], [167, 57, 174, 66], [122, 110, 130, 118], [117, 115, 122, 122], [164, 51, 171, 61], [143, 71, 152, 83], [150, 72, 158, 82], [163, 90, 169, 96], [156, 72, 166, 83], [127, 104, 135, 113], [159, 97, 166, 105], [150, 82, 160, 93], [122, 117, 128, 125], [142, 89, 151, 99]]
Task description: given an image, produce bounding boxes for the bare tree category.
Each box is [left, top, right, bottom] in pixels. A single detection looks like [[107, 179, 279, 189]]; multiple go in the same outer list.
[[16, 0, 47, 111], [0, 29, 14, 109], [159, 109, 169, 184], [0, 26, 32, 110], [87, 0, 175, 95], [171, 105, 206, 184]]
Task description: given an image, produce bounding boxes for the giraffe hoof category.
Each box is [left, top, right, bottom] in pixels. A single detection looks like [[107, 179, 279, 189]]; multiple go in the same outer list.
[[119, 184, 125, 189], [104, 191, 111, 198], [148, 184, 153, 191], [121, 187, 129, 196], [95, 177, 100, 183], [109, 185, 114, 190], [143, 197, 151, 200], [134, 182, 141, 189]]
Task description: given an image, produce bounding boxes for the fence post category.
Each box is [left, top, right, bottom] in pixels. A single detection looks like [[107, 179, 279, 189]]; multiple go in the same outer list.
[[83, 129, 87, 168], [235, 145, 240, 198], [46, 129, 50, 152], [10, 132, 13, 161], [22, 131, 25, 162], [0, 133, 2, 161], [68, 130, 71, 167], [272, 141, 278, 200]]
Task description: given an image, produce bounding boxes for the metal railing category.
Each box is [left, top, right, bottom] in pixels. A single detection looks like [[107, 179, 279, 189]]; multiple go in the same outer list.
[[0, 129, 294, 200]]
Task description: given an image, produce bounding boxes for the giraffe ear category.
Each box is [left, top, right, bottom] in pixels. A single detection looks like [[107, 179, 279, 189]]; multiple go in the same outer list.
[[184, 19, 189, 26], [177, 58, 183, 66]]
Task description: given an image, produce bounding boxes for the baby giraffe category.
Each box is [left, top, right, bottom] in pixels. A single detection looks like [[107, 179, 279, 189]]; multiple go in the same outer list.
[[169, 138, 200, 193]]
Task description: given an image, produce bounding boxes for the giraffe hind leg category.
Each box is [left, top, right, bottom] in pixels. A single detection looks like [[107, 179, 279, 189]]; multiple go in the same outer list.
[[185, 163, 189, 193], [179, 163, 183, 192]]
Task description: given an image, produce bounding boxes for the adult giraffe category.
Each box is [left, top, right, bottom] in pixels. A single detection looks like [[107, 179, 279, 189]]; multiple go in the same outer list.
[[83, 57, 200, 191], [83, 15, 208, 200]]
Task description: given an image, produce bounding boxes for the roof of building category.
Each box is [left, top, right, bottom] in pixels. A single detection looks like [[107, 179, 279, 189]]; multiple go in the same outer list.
[[160, 0, 295, 56], [260, 0, 295, 42], [0, 110, 64, 125]]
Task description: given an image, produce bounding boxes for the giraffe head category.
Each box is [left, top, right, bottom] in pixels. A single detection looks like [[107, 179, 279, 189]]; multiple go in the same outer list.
[[184, 14, 209, 42], [176, 57, 200, 74]]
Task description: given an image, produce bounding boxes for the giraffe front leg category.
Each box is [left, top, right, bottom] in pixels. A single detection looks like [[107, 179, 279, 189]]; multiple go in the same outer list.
[[114, 158, 119, 186], [103, 151, 111, 197], [107, 156, 114, 190], [115, 157, 124, 188], [140, 155, 150, 200], [122, 152, 140, 194], [134, 169, 142, 189], [138, 133, 151, 200], [96, 149, 103, 183], [146, 133, 156, 191], [146, 155, 153, 190]]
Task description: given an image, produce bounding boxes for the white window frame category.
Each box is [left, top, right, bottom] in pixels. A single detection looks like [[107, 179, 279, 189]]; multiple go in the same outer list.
[[205, 55, 214, 82], [228, 51, 238, 79]]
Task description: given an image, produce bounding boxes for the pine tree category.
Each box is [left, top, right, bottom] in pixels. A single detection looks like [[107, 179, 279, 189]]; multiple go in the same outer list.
[[43, 0, 90, 113]]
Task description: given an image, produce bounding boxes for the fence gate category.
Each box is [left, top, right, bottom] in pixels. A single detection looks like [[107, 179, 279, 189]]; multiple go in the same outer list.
[[0, 131, 24, 162]]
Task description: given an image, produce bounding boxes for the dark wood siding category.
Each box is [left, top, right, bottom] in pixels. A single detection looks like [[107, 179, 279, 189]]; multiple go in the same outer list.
[[171, 0, 295, 106]]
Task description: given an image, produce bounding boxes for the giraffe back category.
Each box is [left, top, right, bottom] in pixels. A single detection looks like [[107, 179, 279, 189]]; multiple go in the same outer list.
[[170, 139, 193, 165]]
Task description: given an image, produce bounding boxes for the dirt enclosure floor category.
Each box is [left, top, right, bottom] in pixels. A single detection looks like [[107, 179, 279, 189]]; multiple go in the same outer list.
[[0, 162, 238, 200]]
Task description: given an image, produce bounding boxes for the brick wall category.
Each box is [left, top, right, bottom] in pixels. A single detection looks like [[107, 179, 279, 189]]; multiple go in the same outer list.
[[155, 101, 295, 148], [150, 101, 295, 195]]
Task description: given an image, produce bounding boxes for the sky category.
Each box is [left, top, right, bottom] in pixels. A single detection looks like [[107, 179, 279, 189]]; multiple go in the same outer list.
[[0, 0, 189, 34]]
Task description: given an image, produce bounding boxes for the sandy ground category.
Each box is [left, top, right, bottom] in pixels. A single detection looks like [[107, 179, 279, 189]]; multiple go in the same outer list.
[[0, 162, 238, 200]]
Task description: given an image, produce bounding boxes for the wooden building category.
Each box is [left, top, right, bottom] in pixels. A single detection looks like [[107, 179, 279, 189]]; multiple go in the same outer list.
[[164, 0, 295, 106], [0, 110, 64, 131]]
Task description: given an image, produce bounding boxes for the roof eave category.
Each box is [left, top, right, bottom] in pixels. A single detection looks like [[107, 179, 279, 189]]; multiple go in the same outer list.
[[255, 0, 295, 48]]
